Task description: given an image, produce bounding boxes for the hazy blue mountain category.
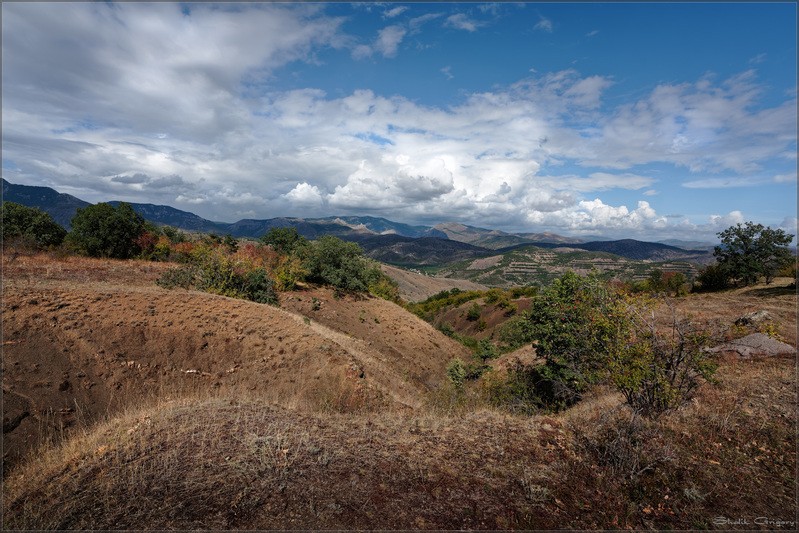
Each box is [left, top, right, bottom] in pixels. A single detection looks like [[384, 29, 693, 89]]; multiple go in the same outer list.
[[2, 179, 712, 264], [567, 239, 711, 261], [435, 222, 583, 249], [318, 216, 448, 239], [354, 234, 493, 266], [2, 178, 90, 229], [107, 201, 228, 234]]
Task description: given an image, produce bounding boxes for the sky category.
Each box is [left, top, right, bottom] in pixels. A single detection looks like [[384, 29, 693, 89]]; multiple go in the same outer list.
[[2, 2, 797, 242]]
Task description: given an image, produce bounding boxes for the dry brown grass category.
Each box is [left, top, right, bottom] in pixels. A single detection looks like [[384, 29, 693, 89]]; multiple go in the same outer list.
[[3, 254, 796, 529], [2, 398, 558, 530], [4, 353, 794, 530]]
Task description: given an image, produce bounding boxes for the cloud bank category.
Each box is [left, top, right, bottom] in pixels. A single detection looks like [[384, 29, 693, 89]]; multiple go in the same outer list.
[[2, 3, 796, 241]]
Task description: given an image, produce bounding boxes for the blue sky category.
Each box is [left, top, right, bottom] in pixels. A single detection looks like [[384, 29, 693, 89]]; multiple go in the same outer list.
[[2, 2, 796, 242]]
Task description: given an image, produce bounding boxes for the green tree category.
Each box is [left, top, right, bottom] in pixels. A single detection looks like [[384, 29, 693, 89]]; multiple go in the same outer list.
[[647, 269, 666, 293], [664, 272, 688, 296], [67, 202, 145, 259], [0, 202, 67, 248], [523, 271, 632, 408], [714, 222, 794, 285], [260, 226, 308, 255], [466, 302, 481, 321], [299, 236, 371, 292]]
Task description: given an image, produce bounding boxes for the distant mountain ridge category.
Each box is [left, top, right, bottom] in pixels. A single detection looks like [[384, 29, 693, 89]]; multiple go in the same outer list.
[[2, 178, 90, 229], [2, 179, 711, 264], [2, 179, 445, 240], [434, 222, 584, 248]]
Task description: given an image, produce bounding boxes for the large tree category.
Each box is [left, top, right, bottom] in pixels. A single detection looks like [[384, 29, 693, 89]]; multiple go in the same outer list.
[[714, 222, 794, 285], [68, 202, 146, 259], [1, 202, 67, 248]]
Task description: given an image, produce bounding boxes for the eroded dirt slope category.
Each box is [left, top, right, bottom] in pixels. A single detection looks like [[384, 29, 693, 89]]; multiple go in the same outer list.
[[1, 253, 469, 471], [380, 264, 488, 302]]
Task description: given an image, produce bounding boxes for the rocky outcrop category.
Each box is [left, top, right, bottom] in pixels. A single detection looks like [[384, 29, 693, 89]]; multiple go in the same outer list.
[[707, 333, 796, 358]]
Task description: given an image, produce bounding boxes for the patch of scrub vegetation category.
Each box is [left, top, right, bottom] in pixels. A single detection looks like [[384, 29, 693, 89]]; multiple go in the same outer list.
[[156, 241, 279, 305], [448, 272, 722, 419], [406, 287, 486, 321], [153, 228, 400, 305]]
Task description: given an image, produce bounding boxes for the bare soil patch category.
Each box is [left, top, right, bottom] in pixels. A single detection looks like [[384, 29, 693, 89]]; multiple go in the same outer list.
[[380, 264, 487, 302], [2, 253, 468, 471]]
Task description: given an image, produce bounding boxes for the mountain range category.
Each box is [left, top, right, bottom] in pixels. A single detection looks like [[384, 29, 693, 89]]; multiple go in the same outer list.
[[2, 178, 713, 265]]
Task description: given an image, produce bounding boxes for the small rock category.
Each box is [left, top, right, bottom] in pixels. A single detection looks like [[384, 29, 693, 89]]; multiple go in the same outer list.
[[735, 310, 773, 327]]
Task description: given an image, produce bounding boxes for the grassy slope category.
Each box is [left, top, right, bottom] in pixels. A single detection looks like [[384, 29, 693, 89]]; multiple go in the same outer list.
[[2, 252, 796, 530], [3, 354, 794, 530]]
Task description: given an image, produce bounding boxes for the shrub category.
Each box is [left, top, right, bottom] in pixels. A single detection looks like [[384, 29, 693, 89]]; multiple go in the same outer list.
[[161, 225, 187, 244], [437, 323, 455, 337], [483, 362, 548, 415], [136, 232, 172, 261], [484, 288, 504, 304], [407, 288, 486, 321], [67, 202, 145, 259], [301, 236, 370, 291], [609, 306, 718, 418], [523, 272, 632, 407], [273, 256, 307, 291], [466, 302, 481, 321], [694, 263, 731, 292], [156, 265, 196, 289], [365, 264, 401, 302], [476, 338, 499, 362], [157, 244, 278, 306], [496, 313, 535, 352], [510, 285, 538, 298], [238, 268, 279, 305], [1, 202, 67, 248], [446, 358, 467, 390], [664, 272, 688, 296]]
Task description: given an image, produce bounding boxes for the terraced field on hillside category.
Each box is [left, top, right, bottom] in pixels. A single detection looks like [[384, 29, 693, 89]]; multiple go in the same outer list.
[[435, 246, 700, 287]]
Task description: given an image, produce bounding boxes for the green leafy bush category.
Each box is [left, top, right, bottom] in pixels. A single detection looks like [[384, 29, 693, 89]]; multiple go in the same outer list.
[[301, 236, 370, 291], [260, 226, 308, 255], [610, 311, 718, 418], [466, 302, 481, 321], [510, 285, 538, 298], [694, 263, 731, 292], [407, 288, 485, 321], [523, 272, 632, 408], [273, 256, 307, 291], [483, 362, 549, 415], [446, 358, 467, 390], [365, 265, 401, 302], [496, 313, 535, 352], [1, 202, 67, 248], [157, 244, 278, 306], [297, 236, 399, 301], [67, 202, 145, 259]]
